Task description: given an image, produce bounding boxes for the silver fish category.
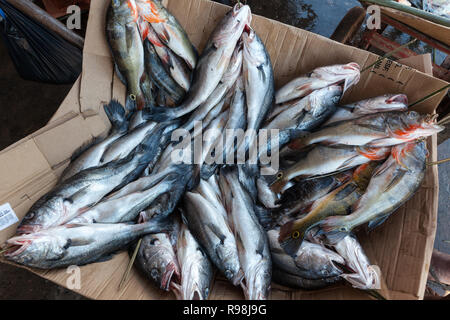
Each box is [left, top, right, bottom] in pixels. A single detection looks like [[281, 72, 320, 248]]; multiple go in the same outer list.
[[17, 135, 161, 234], [60, 100, 129, 182], [220, 168, 271, 300], [270, 145, 391, 194], [330, 234, 381, 290], [68, 171, 177, 224], [268, 229, 344, 280], [240, 27, 274, 152], [287, 111, 443, 150], [133, 230, 180, 292], [323, 94, 408, 126], [173, 222, 214, 300], [182, 191, 243, 285], [275, 62, 360, 104], [181, 45, 242, 133], [272, 268, 342, 290], [321, 140, 428, 241], [147, 4, 251, 120], [5, 218, 172, 269], [265, 85, 341, 131]]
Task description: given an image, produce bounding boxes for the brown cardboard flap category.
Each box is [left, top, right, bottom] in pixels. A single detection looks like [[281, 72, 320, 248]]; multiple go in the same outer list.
[[0, 0, 447, 300]]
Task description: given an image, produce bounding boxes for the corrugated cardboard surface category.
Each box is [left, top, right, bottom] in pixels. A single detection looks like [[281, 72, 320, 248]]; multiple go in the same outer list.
[[0, 0, 448, 300]]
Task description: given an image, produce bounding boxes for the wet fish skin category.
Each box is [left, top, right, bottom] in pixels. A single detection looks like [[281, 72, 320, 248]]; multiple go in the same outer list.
[[268, 229, 344, 280], [146, 4, 251, 121], [275, 62, 360, 104], [60, 100, 129, 182], [270, 145, 391, 194], [242, 28, 274, 133], [201, 77, 247, 179], [288, 111, 443, 150], [272, 268, 342, 290], [99, 120, 157, 164], [330, 234, 381, 290], [133, 230, 180, 292], [17, 133, 162, 234], [142, 38, 186, 104], [278, 162, 379, 255], [182, 190, 243, 286], [323, 93, 408, 126], [266, 85, 342, 131], [181, 45, 242, 133], [174, 222, 214, 300], [135, 0, 197, 69], [5, 218, 172, 269], [220, 168, 271, 300], [106, 0, 146, 109], [68, 171, 177, 224], [321, 140, 428, 242]]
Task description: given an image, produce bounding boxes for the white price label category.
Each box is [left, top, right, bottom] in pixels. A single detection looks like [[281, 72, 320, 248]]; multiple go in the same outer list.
[[0, 203, 19, 231]]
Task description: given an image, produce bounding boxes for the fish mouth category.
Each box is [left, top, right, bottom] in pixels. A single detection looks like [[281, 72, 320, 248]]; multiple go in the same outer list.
[[161, 261, 179, 291], [16, 224, 43, 235], [3, 239, 32, 257], [387, 94, 408, 105]]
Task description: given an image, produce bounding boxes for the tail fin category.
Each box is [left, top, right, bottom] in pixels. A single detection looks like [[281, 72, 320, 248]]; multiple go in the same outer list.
[[142, 106, 178, 122], [253, 205, 274, 231], [319, 216, 349, 244], [140, 214, 174, 234], [104, 100, 128, 133]]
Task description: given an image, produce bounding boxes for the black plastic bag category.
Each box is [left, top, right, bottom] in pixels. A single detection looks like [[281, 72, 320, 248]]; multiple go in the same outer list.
[[0, 0, 82, 84]]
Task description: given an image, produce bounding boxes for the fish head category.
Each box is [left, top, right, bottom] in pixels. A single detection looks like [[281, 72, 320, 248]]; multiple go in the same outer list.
[[141, 234, 180, 291], [214, 4, 251, 46], [244, 262, 271, 300], [356, 94, 408, 114], [311, 85, 343, 109], [295, 242, 345, 278], [313, 63, 361, 94], [241, 27, 267, 67], [389, 111, 443, 141], [17, 197, 67, 234], [4, 232, 67, 266]]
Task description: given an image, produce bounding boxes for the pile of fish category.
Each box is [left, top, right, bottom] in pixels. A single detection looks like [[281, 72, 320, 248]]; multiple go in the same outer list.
[[2, 1, 445, 300]]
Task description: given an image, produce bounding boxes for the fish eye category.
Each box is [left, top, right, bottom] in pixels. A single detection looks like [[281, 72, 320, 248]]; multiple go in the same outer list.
[[25, 212, 34, 220], [292, 231, 300, 239], [150, 268, 160, 279], [150, 238, 160, 246]]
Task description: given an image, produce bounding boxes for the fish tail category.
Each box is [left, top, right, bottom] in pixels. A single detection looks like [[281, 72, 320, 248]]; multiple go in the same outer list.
[[200, 164, 218, 180], [278, 221, 307, 256], [141, 214, 174, 234], [142, 106, 178, 122], [319, 216, 350, 244], [103, 100, 128, 133]]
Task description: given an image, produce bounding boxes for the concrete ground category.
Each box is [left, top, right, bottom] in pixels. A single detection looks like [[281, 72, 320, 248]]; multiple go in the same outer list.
[[0, 0, 448, 299]]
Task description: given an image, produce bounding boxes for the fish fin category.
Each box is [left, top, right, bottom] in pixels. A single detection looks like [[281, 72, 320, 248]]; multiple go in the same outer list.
[[367, 214, 391, 231], [253, 205, 274, 231], [65, 186, 91, 205], [206, 223, 227, 245], [257, 64, 266, 83], [383, 169, 407, 193], [336, 155, 361, 171], [67, 137, 103, 163], [372, 157, 395, 178], [235, 232, 245, 253], [279, 236, 302, 257], [104, 99, 128, 133], [114, 64, 127, 86], [255, 236, 265, 257], [334, 183, 357, 201], [319, 216, 350, 244], [142, 106, 177, 122], [200, 164, 219, 180]]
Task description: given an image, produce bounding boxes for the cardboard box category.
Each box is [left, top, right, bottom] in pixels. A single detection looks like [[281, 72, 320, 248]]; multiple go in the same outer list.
[[0, 0, 448, 300]]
